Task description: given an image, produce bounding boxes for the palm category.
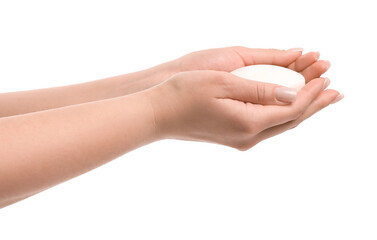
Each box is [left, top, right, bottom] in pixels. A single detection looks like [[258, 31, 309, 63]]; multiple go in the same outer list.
[[176, 46, 331, 133], [194, 47, 332, 146]]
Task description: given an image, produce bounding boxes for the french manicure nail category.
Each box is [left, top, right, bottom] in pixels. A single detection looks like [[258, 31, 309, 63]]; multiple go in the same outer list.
[[288, 47, 304, 52], [324, 60, 331, 70], [330, 93, 344, 104], [322, 77, 330, 90], [275, 87, 297, 103]]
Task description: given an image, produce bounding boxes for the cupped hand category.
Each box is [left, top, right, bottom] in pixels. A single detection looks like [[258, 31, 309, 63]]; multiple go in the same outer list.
[[147, 70, 340, 150], [171, 46, 330, 83]]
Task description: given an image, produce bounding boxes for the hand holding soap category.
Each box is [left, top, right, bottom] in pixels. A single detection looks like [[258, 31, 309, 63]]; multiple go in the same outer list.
[[231, 65, 305, 91]]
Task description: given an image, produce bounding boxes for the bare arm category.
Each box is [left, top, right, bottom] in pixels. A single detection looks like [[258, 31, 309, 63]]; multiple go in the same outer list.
[[0, 62, 173, 118], [0, 47, 340, 208], [0, 47, 327, 119], [0, 90, 158, 208]]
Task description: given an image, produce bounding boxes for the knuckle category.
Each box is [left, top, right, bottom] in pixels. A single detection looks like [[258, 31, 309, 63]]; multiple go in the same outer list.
[[250, 122, 263, 134], [289, 118, 303, 130], [235, 140, 258, 151], [291, 108, 305, 120], [290, 122, 299, 130], [255, 84, 266, 103], [288, 111, 299, 121], [240, 120, 259, 135], [230, 45, 246, 51], [295, 110, 304, 119], [214, 73, 234, 91], [215, 72, 231, 84], [236, 144, 249, 151], [235, 142, 250, 151], [271, 52, 278, 65]]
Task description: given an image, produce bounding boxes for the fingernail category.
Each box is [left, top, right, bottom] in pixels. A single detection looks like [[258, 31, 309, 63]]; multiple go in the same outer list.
[[275, 87, 297, 103], [322, 77, 330, 90], [288, 47, 304, 52], [324, 60, 331, 70], [314, 51, 320, 60], [330, 93, 344, 104]]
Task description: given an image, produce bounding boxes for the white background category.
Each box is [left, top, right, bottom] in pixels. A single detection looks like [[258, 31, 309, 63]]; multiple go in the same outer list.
[[0, 0, 376, 239]]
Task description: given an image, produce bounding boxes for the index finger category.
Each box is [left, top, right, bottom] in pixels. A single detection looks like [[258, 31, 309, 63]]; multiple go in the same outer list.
[[229, 46, 303, 67]]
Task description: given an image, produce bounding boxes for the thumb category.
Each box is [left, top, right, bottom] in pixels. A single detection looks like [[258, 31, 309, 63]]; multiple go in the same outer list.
[[223, 74, 298, 105]]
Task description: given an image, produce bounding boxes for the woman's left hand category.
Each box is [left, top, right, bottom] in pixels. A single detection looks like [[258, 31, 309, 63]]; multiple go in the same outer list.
[[163, 46, 330, 84]]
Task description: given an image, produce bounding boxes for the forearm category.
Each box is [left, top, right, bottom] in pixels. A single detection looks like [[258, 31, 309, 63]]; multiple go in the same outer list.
[[0, 89, 160, 208], [0, 62, 175, 118]]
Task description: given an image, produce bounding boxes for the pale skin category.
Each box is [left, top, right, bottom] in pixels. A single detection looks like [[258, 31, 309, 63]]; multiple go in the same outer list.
[[0, 47, 343, 208]]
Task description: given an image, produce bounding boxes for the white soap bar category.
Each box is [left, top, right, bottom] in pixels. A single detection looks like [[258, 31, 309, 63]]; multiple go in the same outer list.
[[231, 64, 305, 91]]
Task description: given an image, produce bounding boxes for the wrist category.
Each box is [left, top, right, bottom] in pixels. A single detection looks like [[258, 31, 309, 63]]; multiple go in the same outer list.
[[144, 60, 179, 85], [143, 80, 177, 140], [114, 61, 177, 96]]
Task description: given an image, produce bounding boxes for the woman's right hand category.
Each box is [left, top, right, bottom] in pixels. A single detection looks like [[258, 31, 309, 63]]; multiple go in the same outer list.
[[147, 70, 341, 150]]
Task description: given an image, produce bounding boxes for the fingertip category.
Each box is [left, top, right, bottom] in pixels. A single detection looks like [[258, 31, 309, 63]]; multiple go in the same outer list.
[[314, 51, 320, 61], [320, 60, 331, 71], [316, 88, 340, 103], [287, 47, 304, 53], [322, 77, 331, 90], [294, 78, 326, 107], [330, 93, 344, 104], [322, 88, 340, 96], [305, 51, 320, 62]]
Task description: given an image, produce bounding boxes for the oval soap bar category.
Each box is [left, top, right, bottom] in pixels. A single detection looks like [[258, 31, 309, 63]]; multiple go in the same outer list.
[[231, 64, 305, 91]]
